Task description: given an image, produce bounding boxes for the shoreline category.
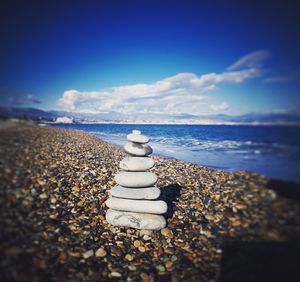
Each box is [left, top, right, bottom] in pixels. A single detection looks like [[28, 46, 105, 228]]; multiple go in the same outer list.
[[42, 121, 300, 127], [1, 123, 300, 281], [46, 122, 300, 183]]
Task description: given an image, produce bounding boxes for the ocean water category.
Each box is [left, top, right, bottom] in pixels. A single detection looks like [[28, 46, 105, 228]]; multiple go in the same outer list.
[[46, 123, 300, 182]]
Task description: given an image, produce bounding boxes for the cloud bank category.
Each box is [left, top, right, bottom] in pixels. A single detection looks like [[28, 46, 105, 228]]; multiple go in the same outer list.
[[57, 50, 270, 115]]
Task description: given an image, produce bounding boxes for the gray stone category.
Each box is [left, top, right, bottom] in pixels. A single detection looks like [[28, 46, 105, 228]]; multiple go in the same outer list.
[[115, 171, 157, 187], [127, 130, 150, 144], [105, 198, 167, 214], [124, 142, 152, 156], [110, 185, 160, 199], [119, 156, 154, 171], [106, 209, 166, 230]]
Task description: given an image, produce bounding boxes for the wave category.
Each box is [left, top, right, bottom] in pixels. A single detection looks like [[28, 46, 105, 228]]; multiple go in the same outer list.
[[46, 123, 300, 181], [89, 130, 298, 159]]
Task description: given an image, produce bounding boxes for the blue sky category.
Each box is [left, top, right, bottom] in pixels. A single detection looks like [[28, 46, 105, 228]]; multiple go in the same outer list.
[[0, 0, 299, 116]]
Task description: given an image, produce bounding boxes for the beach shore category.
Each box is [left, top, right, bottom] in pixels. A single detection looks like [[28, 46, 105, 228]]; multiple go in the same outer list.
[[1, 122, 299, 281]]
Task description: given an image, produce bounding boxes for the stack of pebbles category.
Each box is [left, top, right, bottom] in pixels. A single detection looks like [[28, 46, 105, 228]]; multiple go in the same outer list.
[[105, 130, 167, 230]]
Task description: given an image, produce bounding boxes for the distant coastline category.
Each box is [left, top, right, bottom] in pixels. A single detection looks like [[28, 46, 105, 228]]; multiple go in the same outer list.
[[47, 120, 300, 126], [1, 106, 300, 127]]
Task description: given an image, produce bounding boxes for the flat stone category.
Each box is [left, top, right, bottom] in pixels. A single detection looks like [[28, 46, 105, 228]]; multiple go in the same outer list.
[[106, 209, 166, 230], [105, 198, 167, 214], [115, 171, 157, 187], [124, 142, 152, 156], [127, 131, 150, 144], [119, 156, 155, 171], [110, 186, 160, 199]]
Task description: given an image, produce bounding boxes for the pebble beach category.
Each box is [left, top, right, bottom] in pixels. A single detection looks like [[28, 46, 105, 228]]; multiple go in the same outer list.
[[1, 122, 300, 281]]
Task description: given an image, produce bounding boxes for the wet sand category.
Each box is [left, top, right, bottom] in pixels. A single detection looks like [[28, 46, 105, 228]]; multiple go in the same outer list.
[[0, 122, 299, 281]]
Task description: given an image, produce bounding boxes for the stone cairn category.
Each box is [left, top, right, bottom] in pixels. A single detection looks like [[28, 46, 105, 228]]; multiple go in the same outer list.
[[105, 130, 167, 230]]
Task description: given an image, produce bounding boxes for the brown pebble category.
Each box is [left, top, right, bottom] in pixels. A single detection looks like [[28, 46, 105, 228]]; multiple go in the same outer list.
[[110, 246, 122, 256], [133, 240, 141, 248], [205, 214, 215, 221], [95, 247, 107, 257], [138, 246, 146, 252], [68, 251, 81, 257], [164, 247, 175, 254], [165, 261, 173, 269], [58, 252, 67, 261], [125, 254, 134, 261], [161, 228, 174, 239], [140, 271, 150, 282]]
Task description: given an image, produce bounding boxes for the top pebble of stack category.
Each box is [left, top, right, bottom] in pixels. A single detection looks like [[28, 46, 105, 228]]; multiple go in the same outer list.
[[127, 130, 150, 144]]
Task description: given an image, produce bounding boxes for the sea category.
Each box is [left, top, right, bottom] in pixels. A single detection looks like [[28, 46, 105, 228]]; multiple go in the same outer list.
[[46, 123, 300, 182]]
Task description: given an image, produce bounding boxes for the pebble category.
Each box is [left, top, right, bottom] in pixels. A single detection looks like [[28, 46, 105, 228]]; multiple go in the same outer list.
[[50, 197, 56, 204], [156, 265, 166, 272], [161, 228, 174, 239], [125, 254, 134, 261], [128, 265, 137, 271], [143, 235, 151, 241], [39, 193, 48, 199], [133, 240, 141, 248], [82, 250, 94, 259], [140, 272, 150, 282], [140, 230, 153, 236], [95, 247, 107, 257], [165, 261, 173, 269], [1, 124, 299, 282], [110, 272, 122, 278], [111, 246, 122, 256]]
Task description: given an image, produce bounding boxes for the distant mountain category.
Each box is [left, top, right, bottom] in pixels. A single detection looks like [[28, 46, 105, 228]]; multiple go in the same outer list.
[[50, 110, 125, 120], [1, 106, 300, 125], [228, 112, 300, 123], [0, 107, 59, 119]]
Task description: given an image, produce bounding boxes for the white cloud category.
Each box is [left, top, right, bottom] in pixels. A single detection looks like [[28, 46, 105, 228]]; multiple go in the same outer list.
[[227, 50, 271, 71], [210, 102, 229, 112], [57, 50, 269, 115]]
